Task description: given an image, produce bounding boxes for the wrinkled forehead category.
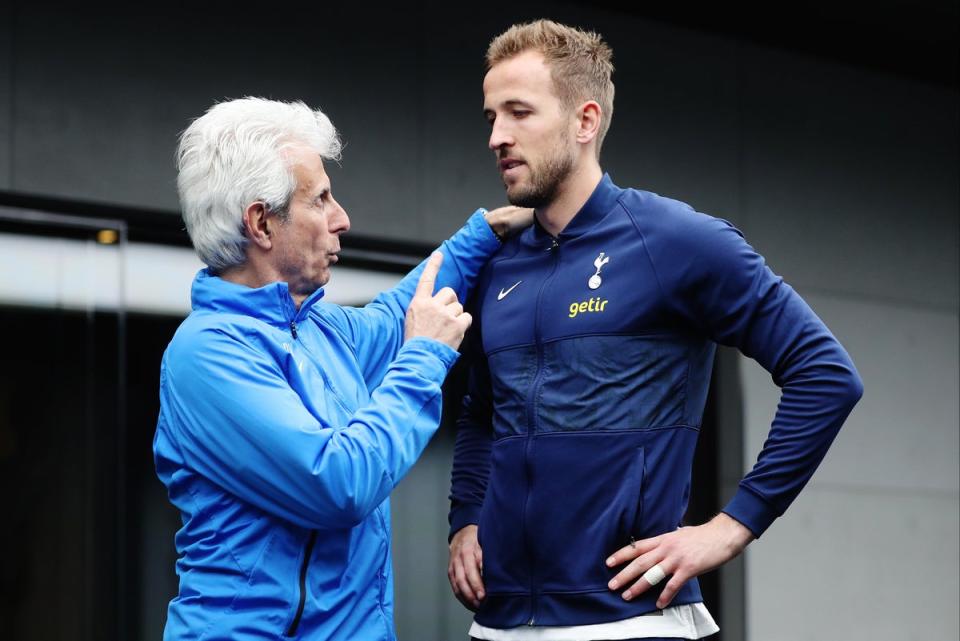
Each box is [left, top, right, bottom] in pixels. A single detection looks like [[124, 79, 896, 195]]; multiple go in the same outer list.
[[284, 145, 330, 195]]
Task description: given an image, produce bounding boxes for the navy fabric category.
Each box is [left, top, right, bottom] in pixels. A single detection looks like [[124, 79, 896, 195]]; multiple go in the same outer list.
[[450, 175, 862, 628]]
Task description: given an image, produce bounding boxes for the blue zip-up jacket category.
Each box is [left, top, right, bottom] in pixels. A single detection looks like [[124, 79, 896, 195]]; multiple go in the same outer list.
[[154, 210, 499, 640], [449, 175, 863, 627]]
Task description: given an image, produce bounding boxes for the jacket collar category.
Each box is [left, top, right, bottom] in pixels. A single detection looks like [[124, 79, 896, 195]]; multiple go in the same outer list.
[[190, 268, 326, 326], [524, 172, 623, 246]]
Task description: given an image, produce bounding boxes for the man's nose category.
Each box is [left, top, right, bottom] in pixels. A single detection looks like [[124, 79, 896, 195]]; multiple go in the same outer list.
[[488, 120, 514, 151], [331, 200, 350, 233]]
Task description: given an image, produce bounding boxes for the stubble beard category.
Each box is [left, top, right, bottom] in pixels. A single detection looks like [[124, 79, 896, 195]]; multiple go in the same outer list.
[[504, 136, 576, 210]]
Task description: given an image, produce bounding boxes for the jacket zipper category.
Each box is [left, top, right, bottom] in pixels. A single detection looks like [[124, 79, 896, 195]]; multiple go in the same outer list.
[[375, 507, 390, 622], [288, 319, 354, 416], [523, 237, 561, 625], [285, 530, 317, 637]]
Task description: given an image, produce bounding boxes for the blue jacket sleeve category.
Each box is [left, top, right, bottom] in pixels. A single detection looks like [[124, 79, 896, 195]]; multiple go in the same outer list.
[[315, 209, 500, 389], [640, 206, 863, 537], [161, 328, 459, 530]]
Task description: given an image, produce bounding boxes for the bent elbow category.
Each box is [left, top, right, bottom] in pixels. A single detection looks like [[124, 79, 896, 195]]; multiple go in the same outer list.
[[336, 494, 383, 528], [297, 491, 381, 530], [845, 369, 864, 409], [302, 458, 393, 529]]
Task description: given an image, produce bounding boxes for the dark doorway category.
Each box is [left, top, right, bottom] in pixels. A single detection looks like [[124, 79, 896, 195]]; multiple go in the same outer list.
[[0, 305, 186, 641]]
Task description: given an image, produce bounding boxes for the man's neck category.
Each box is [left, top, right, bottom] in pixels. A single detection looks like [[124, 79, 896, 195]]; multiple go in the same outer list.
[[534, 162, 603, 237], [220, 261, 306, 310]]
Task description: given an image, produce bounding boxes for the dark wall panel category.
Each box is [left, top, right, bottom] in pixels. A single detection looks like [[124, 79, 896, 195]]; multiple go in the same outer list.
[[0, 309, 124, 641], [739, 45, 959, 310], [0, 2, 13, 190], [6, 2, 751, 244], [11, 4, 424, 240], [598, 21, 742, 224]]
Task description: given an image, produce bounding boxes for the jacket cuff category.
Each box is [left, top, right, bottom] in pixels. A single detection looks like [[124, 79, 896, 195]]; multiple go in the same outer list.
[[448, 503, 483, 542], [466, 208, 503, 252], [398, 337, 460, 377], [721, 485, 780, 538]]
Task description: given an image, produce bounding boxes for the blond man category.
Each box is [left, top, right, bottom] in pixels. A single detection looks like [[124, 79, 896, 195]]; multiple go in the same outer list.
[[448, 20, 861, 641]]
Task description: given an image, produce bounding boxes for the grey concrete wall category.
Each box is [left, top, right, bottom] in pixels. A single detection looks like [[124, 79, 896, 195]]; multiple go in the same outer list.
[[735, 44, 959, 640], [1, 2, 956, 640], [741, 296, 958, 639]]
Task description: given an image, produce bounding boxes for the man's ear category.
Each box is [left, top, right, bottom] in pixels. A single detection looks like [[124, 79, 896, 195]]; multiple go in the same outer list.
[[243, 202, 272, 250], [575, 101, 602, 145]]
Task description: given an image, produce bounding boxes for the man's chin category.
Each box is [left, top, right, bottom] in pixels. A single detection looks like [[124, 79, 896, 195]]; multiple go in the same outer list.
[[290, 273, 330, 298], [506, 187, 547, 209], [504, 183, 526, 205]]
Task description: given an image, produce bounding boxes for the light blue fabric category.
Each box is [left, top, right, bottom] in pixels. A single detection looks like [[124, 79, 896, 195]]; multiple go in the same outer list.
[[154, 210, 498, 640]]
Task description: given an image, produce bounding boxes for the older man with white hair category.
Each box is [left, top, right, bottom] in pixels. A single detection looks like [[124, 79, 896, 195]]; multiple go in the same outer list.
[[153, 97, 530, 640]]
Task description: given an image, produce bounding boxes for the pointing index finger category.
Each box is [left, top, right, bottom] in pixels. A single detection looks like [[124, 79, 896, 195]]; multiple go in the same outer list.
[[415, 251, 443, 298]]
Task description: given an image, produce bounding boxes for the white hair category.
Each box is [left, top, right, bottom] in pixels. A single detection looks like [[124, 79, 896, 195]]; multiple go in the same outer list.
[[176, 97, 343, 271]]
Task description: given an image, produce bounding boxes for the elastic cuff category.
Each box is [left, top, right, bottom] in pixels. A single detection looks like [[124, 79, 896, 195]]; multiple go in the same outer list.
[[467, 208, 503, 251], [721, 485, 780, 538], [398, 337, 460, 375], [448, 504, 482, 542]]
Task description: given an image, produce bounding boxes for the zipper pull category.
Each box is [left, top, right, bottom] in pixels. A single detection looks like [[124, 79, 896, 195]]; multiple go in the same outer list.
[[289, 320, 298, 340]]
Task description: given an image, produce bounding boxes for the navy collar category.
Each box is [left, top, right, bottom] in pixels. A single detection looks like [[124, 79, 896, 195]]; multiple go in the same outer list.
[[525, 173, 622, 246], [190, 268, 326, 327]]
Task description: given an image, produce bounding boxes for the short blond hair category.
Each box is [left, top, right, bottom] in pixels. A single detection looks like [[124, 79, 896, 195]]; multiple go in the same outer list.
[[487, 19, 615, 154]]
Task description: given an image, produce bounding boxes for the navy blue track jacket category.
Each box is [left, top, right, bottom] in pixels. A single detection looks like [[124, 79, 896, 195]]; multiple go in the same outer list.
[[448, 175, 863, 628]]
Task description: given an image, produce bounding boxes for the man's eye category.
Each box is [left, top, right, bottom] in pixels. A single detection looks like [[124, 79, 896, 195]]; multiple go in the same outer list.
[[512, 110, 530, 119]]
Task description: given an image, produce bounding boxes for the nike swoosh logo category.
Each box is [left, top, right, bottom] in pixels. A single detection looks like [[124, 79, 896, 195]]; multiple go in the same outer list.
[[497, 281, 522, 301]]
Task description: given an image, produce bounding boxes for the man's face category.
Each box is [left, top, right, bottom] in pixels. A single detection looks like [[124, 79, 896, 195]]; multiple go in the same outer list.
[[483, 50, 578, 209], [270, 146, 350, 297]]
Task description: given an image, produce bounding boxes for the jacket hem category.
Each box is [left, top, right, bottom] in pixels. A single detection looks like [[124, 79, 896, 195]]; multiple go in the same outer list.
[[474, 580, 702, 627]]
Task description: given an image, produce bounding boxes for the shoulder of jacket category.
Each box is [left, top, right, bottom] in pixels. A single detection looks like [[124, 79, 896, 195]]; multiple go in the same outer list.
[[167, 311, 271, 363], [616, 187, 696, 219], [617, 188, 734, 237]]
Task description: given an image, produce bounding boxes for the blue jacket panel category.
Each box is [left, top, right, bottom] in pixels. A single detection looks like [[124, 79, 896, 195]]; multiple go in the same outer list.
[[449, 176, 863, 627], [155, 211, 499, 640]]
